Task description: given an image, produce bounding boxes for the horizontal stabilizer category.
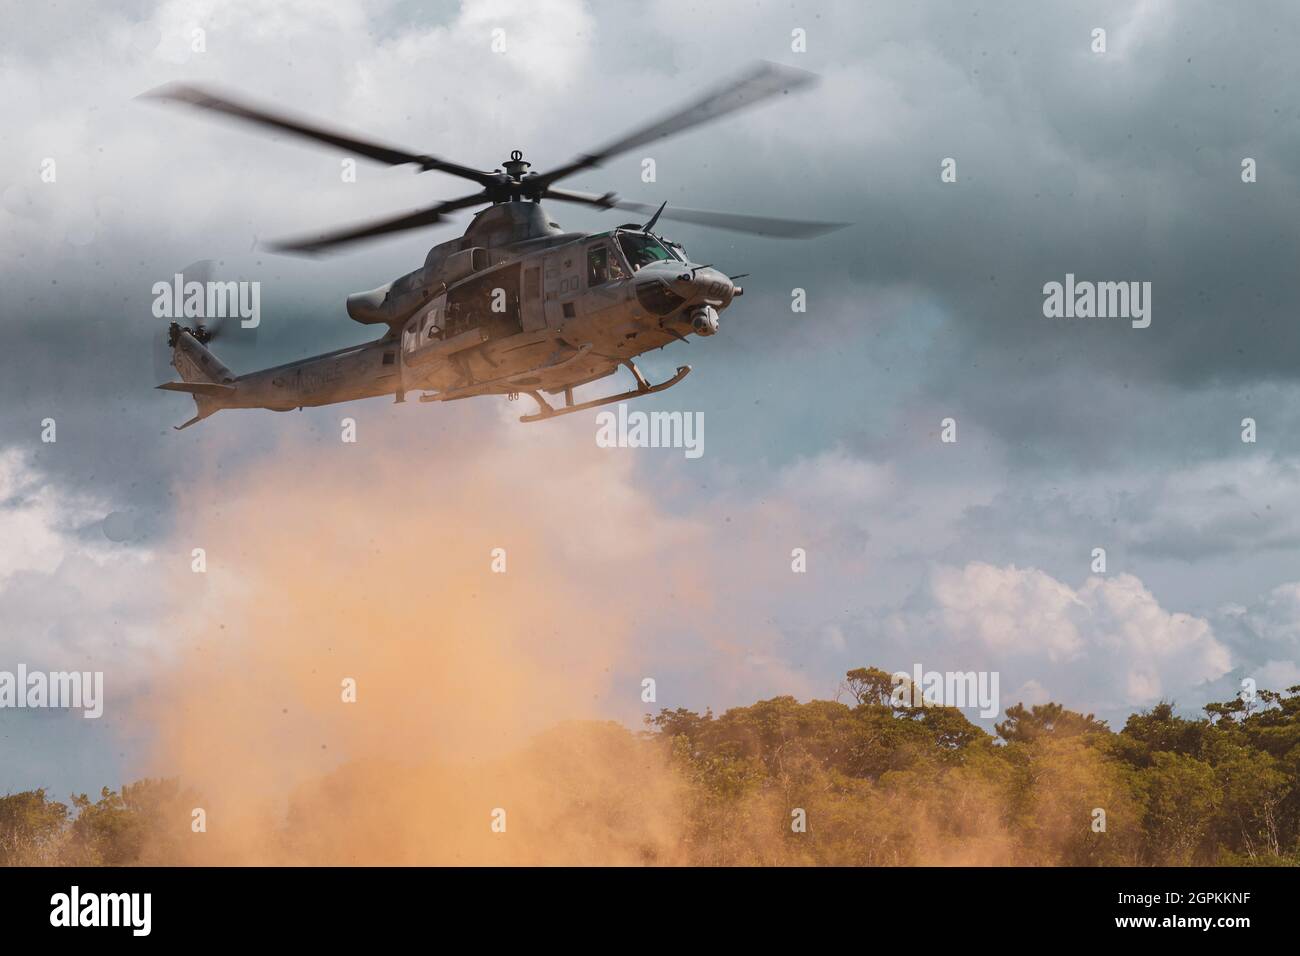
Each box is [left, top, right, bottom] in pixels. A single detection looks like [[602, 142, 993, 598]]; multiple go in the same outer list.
[[156, 381, 236, 397]]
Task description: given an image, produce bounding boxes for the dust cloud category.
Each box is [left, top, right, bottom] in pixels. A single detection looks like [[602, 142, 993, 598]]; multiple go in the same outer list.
[[124, 419, 1109, 866], [132, 422, 694, 864]]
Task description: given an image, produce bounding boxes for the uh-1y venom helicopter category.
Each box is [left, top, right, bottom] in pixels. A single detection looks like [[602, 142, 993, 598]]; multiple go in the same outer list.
[[143, 61, 847, 428]]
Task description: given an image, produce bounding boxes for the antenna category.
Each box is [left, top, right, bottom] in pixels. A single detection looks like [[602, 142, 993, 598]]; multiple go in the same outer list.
[[642, 201, 667, 233]]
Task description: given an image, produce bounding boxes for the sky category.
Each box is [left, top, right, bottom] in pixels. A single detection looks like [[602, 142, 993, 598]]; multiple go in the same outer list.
[[2, 0, 1300, 796]]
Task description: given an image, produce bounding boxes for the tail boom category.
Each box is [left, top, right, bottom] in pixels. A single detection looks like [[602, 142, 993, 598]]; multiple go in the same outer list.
[[157, 324, 237, 429]]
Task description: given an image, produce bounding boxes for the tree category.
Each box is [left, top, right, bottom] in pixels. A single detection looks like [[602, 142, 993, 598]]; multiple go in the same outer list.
[[0, 790, 68, 865], [996, 702, 1109, 743], [843, 667, 897, 708], [66, 787, 145, 865]]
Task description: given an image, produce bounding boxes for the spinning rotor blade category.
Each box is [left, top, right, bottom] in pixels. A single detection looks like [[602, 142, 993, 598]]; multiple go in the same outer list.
[[178, 258, 228, 339], [530, 61, 819, 190], [152, 323, 174, 384], [265, 192, 488, 255], [610, 201, 848, 239], [139, 83, 498, 186], [169, 258, 260, 348], [544, 188, 847, 239]]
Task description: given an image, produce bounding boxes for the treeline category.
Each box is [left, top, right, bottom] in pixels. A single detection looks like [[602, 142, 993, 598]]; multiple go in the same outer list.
[[647, 668, 1300, 865], [0, 780, 196, 867], [3, 668, 1298, 865]]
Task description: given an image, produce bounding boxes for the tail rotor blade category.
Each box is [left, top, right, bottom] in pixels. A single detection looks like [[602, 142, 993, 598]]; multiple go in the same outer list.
[[153, 324, 174, 384], [169, 258, 260, 352], [179, 258, 218, 336]]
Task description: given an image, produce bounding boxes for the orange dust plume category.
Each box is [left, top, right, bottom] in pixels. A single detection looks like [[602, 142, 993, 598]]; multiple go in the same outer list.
[[132, 423, 698, 865], [124, 422, 1122, 867]]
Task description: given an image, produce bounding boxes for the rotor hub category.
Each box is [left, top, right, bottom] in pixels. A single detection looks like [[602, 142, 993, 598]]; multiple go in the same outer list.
[[502, 149, 531, 182]]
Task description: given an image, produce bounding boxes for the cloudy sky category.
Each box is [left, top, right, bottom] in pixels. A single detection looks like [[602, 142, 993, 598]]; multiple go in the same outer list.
[[3, 0, 1300, 796]]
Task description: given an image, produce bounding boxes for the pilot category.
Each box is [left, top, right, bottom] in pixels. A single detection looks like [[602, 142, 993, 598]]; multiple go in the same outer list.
[[588, 248, 610, 285]]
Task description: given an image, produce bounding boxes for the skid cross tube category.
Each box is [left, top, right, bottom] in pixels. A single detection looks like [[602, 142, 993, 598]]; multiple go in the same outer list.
[[519, 359, 691, 423]]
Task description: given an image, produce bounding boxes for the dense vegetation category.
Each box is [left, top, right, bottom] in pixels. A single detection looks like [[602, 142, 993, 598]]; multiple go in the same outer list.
[[647, 668, 1300, 865], [3, 667, 1297, 865]]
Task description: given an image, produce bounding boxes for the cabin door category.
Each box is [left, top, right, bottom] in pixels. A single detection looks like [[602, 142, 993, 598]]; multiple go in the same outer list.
[[521, 262, 546, 332], [543, 248, 583, 329]]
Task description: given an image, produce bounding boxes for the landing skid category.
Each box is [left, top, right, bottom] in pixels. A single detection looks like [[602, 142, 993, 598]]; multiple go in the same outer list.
[[519, 360, 691, 423]]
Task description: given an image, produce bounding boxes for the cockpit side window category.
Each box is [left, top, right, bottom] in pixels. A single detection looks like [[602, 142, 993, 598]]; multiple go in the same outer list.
[[587, 243, 627, 286], [587, 245, 609, 286], [617, 233, 675, 271]]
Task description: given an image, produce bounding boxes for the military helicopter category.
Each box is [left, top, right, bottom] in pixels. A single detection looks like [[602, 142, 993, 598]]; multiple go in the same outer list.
[[143, 62, 846, 428]]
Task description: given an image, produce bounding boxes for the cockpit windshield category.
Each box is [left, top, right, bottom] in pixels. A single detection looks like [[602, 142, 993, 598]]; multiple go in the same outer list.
[[617, 232, 677, 270]]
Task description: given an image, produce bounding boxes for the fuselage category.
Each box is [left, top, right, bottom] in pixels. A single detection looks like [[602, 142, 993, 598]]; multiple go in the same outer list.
[[194, 201, 739, 413]]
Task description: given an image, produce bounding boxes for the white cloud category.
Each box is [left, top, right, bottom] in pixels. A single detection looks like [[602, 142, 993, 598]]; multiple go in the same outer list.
[[1256, 659, 1300, 690], [0, 447, 110, 579], [0, 448, 166, 680], [931, 562, 1086, 661], [777, 446, 896, 503], [867, 562, 1233, 714], [1216, 582, 1300, 689]]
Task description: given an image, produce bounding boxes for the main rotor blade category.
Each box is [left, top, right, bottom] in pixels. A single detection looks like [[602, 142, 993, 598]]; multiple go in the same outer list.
[[265, 192, 487, 255], [531, 61, 819, 190], [544, 188, 848, 239], [139, 83, 498, 186]]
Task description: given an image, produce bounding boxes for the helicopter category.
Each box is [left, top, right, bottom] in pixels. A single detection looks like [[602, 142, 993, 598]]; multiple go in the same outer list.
[[143, 61, 847, 429]]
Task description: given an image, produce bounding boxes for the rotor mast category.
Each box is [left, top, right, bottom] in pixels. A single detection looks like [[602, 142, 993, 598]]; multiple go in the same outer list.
[[501, 150, 532, 192]]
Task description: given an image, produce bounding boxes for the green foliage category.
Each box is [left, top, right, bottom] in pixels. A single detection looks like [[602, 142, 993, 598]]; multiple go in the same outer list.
[[996, 701, 1110, 743], [653, 673, 1300, 865], [1, 777, 194, 866], [4, 673, 1299, 866], [0, 789, 69, 865]]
